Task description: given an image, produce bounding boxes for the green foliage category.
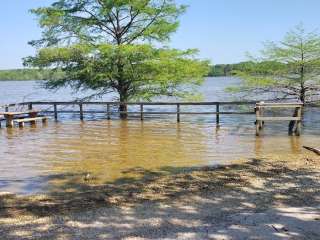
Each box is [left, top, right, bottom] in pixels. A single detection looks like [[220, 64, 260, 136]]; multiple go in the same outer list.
[[25, 44, 209, 101], [231, 24, 320, 103], [26, 0, 209, 108], [209, 62, 258, 77], [29, 0, 187, 47], [0, 69, 63, 81]]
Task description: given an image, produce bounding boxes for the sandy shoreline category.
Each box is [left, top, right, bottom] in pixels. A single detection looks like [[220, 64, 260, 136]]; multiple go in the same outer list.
[[1, 154, 320, 239]]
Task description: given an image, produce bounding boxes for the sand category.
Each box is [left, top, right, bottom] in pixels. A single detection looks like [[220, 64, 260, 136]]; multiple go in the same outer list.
[[0, 154, 320, 239]]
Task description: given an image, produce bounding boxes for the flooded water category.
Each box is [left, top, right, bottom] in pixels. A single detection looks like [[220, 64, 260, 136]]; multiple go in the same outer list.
[[0, 77, 319, 194]]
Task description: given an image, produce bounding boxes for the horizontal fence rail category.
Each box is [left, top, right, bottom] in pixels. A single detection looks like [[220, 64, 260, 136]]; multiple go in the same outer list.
[[1, 101, 260, 124], [2, 100, 317, 124]]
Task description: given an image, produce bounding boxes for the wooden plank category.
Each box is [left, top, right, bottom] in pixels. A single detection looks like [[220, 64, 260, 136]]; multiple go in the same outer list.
[[14, 117, 47, 123], [256, 103, 303, 108], [24, 101, 257, 106], [257, 102, 303, 104], [303, 146, 320, 156], [257, 117, 301, 121], [0, 110, 39, 116], [40, 110, 255, 115]]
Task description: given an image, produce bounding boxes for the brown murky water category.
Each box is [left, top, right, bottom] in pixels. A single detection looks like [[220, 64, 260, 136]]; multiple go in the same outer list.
[[0, 119, 318, 194], [0, 78, 319, 194]]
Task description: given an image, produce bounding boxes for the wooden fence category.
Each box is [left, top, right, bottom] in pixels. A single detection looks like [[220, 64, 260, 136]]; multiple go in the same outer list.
[[2, 101, 258, 124]]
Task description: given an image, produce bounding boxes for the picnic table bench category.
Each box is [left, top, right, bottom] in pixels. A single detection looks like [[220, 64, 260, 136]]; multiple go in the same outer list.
[[0, 110, 47, 128], [255, 102, 303, 136]]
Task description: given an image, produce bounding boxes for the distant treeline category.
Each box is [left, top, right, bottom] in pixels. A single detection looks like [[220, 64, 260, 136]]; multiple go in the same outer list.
[[0, 62, 253, 80], [208, 62, 254, 76], [0, 69, 64, 81]]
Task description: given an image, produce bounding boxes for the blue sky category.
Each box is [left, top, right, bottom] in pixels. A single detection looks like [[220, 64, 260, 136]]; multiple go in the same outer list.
[[1, 0, 320, 69]]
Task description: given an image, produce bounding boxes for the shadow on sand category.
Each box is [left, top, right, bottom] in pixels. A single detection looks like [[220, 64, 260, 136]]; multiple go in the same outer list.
[[0, 157, 320, 239]]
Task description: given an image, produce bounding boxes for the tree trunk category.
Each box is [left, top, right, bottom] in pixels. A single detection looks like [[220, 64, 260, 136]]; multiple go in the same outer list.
[[299, 88, 306, 104], [116, 50, 128, 119], [119, 92, 128, 119]]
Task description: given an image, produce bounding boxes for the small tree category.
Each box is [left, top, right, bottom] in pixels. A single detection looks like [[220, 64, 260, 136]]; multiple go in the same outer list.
[[230, 24, 320, 104], [25, 0, 209, 117]]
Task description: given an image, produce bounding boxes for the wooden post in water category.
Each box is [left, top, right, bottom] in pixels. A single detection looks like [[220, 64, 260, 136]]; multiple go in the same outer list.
[[216, 103, 220, 126], [53, 104, 58, 120], [295, 106, 302, 136], [259, 104, 264, 130], [255, 106, 261, 136], [79, 103, 84, 121], [140, 104, 144, 121], [107, 104, 111, 120], [177, 104, 180, 122]]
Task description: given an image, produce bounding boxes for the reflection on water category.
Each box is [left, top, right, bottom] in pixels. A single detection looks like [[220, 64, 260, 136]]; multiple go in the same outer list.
[[0, 118, 319, 194]]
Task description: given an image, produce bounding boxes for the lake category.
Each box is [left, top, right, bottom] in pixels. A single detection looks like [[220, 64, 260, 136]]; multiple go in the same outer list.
[[0, 77, 319, 194]]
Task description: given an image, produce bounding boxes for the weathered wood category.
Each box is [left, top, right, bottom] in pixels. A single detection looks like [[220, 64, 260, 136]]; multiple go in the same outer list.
[[14, 117, 47, 123], [257, 117, 301, 121], [79, 104, 84, 121], [107, 104, 111, 120], [0, 110, 38, 116], [140, 104, 144, 121], [255, 107, 261, 136], [54, 104, 58, 120], [2, 101, 309, 135], [256, 103, 303, 108], [216, 103, 220, 125], [303, 146, 320, 156], [14, 117, 47, 128], [41, 110, 254, 115], [295, 107, 302, 136], [22, 101, 259, 108], [6, 115, 14, 128]]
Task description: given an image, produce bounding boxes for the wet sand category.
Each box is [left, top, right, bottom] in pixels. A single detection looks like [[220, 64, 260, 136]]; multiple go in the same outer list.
[[1, 152, 319, 239]]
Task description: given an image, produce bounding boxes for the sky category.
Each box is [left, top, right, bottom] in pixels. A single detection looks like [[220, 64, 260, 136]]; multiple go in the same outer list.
[[1, 0, 320, 69]]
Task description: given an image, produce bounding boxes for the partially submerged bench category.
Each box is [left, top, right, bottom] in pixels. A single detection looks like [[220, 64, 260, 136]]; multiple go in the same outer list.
[[255, 102, 303, 136], [14, 117, 48, 128]]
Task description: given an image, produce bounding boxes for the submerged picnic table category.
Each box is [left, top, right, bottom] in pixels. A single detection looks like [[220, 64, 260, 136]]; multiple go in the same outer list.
[[0, 110, 46, 128]]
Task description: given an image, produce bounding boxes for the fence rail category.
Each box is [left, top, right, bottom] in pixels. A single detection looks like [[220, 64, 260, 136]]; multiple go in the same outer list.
[[3, 100, 317, 124], [1, 101, 260, 124]]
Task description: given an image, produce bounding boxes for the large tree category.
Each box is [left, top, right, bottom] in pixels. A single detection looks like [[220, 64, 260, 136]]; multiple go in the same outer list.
[[25, 0, 209, 117], [229, 24, 320, 104]]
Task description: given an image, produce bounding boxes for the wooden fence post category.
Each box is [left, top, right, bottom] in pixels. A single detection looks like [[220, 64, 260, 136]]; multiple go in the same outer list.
[[295, 106, 302, 136], [140, 104, 144, 121], [54, 104, 58, 120], [255, 106, 261, 136], [79, 103, 84, 121], [216, 103, 220, 126], [177, 104, 180, 122], [107, 104, 111, 120]]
